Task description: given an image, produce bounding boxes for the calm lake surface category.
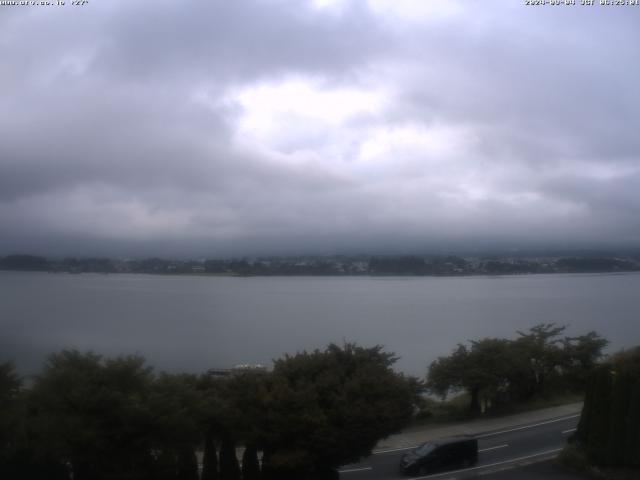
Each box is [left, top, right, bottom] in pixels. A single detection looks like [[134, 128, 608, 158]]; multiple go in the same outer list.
[[2, 271, 640, 377]]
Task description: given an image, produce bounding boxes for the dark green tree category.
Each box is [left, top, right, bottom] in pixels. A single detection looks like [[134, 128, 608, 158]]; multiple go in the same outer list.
[[512, 323, 567, 397], [572, 346, 640, 467], [26, 351, 155, 480], [176, 447, 198, 480], [261, 343, 417, 478], [0, 362, 21, 451], [219, 435, 240, 480], [427, 324, 608, 414], [148, 373, 203, 480], [201, 428, 219, 480], [0, 359, 71, 480], [427, 339, 515, 413], [241, 445, 260, 480], [560, 331, 608, 389], [198, 374, 239, 480], [199, 369, 268, 480], [0, 362, 27, 478]]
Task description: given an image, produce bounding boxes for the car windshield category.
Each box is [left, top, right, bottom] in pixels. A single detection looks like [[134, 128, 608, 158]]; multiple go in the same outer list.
[[414, 442, 436, 457]]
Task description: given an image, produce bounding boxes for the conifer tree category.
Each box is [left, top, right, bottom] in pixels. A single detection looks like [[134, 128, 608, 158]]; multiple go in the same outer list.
[[201, 430, 219, 480], [219, 436, 240, 480], [241, 445, 260, 480]]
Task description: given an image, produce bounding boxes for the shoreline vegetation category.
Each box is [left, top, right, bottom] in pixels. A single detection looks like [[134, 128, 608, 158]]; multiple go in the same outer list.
[[2, 252, 640, 277], [559, 347, 640, 480], [1, 325, 612, 479], [1, 344, 416, 480]]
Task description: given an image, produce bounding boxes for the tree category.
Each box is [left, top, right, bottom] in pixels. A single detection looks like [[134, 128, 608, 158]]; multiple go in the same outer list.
[[218, 435, 241, 480], [427, 344, 468, 399], [0, 362, 23, 476], [217, 371, 268, 480], [176, 447, 198, 480], [0, 362, 21, 448], [147, 373, 203, 480], [241, 445, 260, 480], [513, 323, 567, 397], [261, 343, 417, 478], [427, 325, 608, 414], [201, 428, 219, 480], [572, 346, 640, 467], [560, 331, 609, 390], [427, 339, 515, 413], [198, 370, 267, 480], [27, 350, 156, 480]]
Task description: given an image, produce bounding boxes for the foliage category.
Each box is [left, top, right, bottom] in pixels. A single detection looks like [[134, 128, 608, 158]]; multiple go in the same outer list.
[[0, 338, 560, 479], [427, 324, 608, 414], [561, 331, 610, 390], [0, 362, 22, 468], [26, 351, 156, 480], [197, 369, 269, 480], [148, 373, 203, 449], [241, 445, 260, 480], [261, 343, 418, 477], [176, 447, 199, 480], [148, 373, 204, 480], [218, 436, 240, 480], [428, 338, 515, 413], [572, 347, 640, 468], [200, 430, 218, 480]]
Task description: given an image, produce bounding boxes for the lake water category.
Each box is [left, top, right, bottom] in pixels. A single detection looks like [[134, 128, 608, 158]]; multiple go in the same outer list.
[[1, 271, 639, 377]]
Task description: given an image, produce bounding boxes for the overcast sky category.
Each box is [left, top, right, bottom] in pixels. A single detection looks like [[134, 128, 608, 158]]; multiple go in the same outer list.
[[1, 0, 639, 257]]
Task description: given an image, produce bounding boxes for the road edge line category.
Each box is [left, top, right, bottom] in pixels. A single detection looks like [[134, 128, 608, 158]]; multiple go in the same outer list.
[[407, 448, 564, 479], [373, 414, 580, 455]]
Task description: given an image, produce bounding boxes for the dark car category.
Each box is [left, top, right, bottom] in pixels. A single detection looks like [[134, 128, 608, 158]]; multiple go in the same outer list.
[[399, 435, 478, 476]]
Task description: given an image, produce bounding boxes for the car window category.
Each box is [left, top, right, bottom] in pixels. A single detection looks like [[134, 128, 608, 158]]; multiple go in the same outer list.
[[414, 443, 436, 456]]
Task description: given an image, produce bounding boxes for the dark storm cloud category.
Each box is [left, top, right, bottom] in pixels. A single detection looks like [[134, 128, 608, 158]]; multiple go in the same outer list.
[[1, 0, 640, 256]]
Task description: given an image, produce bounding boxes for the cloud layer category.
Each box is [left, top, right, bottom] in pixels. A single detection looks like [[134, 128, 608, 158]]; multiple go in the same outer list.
[[2, 0, 640, 256]]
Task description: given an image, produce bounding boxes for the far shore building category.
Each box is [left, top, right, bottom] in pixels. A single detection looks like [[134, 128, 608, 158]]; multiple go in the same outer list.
[[206, 364, 268, 378]]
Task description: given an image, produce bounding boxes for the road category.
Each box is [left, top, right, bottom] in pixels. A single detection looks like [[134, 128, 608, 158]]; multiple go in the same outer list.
[[338, 414, 580, 480]]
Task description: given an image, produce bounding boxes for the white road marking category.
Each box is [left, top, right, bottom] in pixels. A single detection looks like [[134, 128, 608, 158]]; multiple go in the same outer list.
[[407, 448, 564, 479], [338, 466, 373, 473], [373, 414, 579, 455], [562, 428, 577, 434], [476, 414, 580, 438], [479, 443, 509, 452]]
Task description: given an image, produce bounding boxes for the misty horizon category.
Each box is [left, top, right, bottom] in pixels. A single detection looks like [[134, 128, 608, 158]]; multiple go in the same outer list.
[[3, 245, 640, 262]]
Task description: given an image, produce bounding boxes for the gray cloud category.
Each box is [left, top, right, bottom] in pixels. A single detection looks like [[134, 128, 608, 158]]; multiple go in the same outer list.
[[1, 0, 640, 256]]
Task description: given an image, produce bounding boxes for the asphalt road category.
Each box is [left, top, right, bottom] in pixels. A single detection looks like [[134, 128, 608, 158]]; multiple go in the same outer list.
[[472, 458, 587, 480], [338, 414, 580, 480]]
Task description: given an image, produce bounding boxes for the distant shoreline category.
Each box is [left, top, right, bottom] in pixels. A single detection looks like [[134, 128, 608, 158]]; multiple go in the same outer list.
[[3, 268, 640, 279], [2, 253, 640, 277]]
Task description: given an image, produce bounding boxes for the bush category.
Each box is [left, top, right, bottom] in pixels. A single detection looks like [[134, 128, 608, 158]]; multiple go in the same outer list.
[[571, 347, 640, 472]]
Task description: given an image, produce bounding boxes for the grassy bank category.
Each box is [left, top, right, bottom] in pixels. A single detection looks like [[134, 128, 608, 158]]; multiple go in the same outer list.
[[412, 391, 584, 427]]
